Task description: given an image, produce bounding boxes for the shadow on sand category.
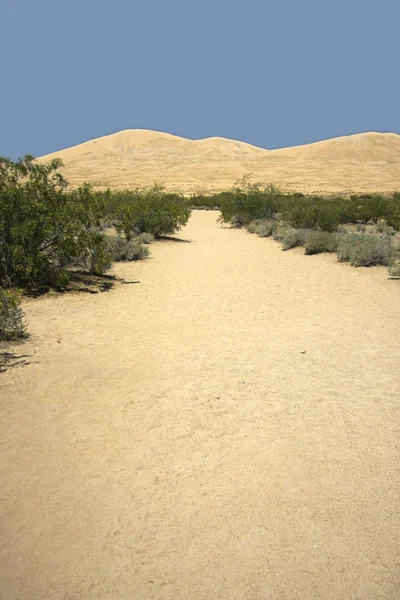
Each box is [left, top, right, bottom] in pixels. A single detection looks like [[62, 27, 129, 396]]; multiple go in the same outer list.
[[23, 272, 119, 298], [156, 235, 193, 243], [0, 350, 34, 373]]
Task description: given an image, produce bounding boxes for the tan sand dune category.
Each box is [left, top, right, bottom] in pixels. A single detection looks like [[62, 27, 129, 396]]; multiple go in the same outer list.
[[1, 212, 399, 598], [38, 129, 400, 194]]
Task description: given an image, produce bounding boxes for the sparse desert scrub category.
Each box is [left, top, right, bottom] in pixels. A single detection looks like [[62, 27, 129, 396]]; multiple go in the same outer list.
[[230, 214, 248, 228], [134, 232, 154, 244], [106, 236, 150, 262], [336, 233, 393, 267], [250, 220, 275, 237], [0, 289, 26, 341], [246, 220, 263, 234], [388, 258, 400, 278], [279, 228, 309, 250], [304, 231, 339, 255], [375, 219, 396, 236]]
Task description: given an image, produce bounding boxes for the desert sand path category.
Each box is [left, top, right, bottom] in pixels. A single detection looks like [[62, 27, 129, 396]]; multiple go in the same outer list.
[[1, 212, 399, 599]]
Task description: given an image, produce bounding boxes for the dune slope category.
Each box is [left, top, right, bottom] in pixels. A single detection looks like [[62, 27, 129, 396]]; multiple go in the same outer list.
[[38, 129, 400, 194]]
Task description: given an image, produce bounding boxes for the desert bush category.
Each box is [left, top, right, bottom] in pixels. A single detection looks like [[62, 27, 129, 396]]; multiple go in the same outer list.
[[304, 231, 339, 255], [134, 232, 154, 244], [215, 178, 400, 232], [272, 225, 288, 242], [189, 194, 219, 209], [336, 233, 393, 266], [104, 184, 191, 239], [279, 227, 309, 250], [0, 289, 26, 341], [388, 258, 400, 278], [0, 155, 107, 287], [230, 214, 248, 228], [105, 236, 150, 262], [246, 220, 263, 234], [255, 220, 275, 237], [76, 235, 113, 274], [375, 219, 396, 236]]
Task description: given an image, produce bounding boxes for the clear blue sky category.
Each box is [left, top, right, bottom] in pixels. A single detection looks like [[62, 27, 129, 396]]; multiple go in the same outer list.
[[1, 0, 399, 159]]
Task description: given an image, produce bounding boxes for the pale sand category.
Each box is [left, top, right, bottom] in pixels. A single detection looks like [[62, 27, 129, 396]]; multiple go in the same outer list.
[[38, 129, 400, 194], [1, 212, 399, 599]]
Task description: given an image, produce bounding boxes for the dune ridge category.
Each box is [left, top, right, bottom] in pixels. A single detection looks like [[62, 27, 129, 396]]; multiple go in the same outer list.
[[38, 129, 400, 194]]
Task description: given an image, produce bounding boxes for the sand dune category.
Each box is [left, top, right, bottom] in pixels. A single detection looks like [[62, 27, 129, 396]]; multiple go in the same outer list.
[[38, 129, 400, 194]]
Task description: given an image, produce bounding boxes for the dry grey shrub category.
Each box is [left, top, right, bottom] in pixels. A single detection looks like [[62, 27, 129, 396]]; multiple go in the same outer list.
[[106, 236, 150, 262], [336, 233, 393, 266], [0, 289, 27, 341]]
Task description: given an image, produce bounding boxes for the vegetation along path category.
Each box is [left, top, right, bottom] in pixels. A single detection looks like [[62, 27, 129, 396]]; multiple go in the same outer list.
[[1, 211, 399, 600]]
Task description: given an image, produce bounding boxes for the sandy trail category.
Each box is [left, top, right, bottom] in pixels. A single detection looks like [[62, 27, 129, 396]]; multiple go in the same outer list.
[[1, 212, 399, 599]]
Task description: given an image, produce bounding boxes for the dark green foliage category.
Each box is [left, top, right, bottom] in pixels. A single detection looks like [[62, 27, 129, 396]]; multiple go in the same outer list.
[[190, 194, 220, 210], [100, 184, 191, 239], [0, 289, 26, 340], [218, 178, 282, 225], [0, 155, 107, 287], [201, 178, 400, 232]]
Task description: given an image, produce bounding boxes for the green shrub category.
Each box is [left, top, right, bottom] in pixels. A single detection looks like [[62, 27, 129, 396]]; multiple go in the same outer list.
[[0, 155, 107, 287], [304, 231, 339, 255], [106, 236, 150, 262], [336, 233, 393, 266], [216, 179, 400, 232], [78, 235, 113, 274], [0, 289, 26, 341], [106, 184, 191, 239]]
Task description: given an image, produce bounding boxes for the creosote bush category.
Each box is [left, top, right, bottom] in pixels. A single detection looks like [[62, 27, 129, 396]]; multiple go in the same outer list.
[[0, 289, 26, 341], [207, 177, 400, 232], [99, 184, 191, 239], [0, 155, 108, 287]]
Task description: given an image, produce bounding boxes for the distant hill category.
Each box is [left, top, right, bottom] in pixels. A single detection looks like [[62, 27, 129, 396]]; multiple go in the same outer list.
[[38, 129, 400, 194]]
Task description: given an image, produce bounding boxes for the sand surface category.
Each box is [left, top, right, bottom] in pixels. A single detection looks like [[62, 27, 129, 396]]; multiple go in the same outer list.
[[38, 129, 400, 194], [1, 212, 399, 599]]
